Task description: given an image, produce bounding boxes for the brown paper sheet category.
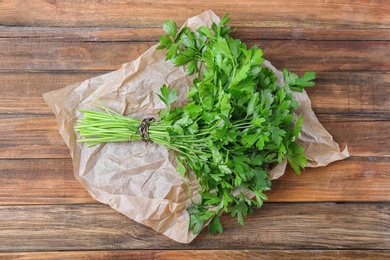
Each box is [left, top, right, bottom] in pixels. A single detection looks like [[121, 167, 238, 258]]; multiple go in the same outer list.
[[43, 10, 349, 244]]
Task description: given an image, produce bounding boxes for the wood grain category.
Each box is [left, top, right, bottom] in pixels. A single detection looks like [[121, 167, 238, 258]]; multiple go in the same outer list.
[[0, 159, 93, 205], [1, 26, 390, 41], [0, 115, 68, 159], [268, 158, 390, 202], [1, 72, 389, 115], [0, 40, 154, 71], [0, 158, 389, 205], [0, 72, 101, 114], [0, 39, 388, 72], [0, 0, 388, 28], [1, 250, 390, 260], [306, 72, 390, 114], [319, 119, 390, 157], [0, 203, 389, 251]]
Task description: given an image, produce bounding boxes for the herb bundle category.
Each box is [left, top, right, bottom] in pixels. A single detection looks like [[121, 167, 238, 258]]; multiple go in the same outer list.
[[75, 14, 315, 235]]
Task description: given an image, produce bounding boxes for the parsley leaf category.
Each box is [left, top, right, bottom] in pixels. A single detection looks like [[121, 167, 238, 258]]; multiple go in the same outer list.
[[157, 84, 178, 108], [162, 19, 177, 38]]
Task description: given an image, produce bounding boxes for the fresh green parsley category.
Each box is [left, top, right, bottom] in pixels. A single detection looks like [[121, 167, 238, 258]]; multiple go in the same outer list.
[[75, 13, 315, 235]]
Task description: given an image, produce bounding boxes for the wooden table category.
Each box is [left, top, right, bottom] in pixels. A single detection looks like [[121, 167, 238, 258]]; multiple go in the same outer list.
[[1, 1, 389, 259]]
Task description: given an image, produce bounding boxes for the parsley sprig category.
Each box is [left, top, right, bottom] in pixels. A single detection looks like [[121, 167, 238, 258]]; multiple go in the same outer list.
[[76, 14, 315, 235]]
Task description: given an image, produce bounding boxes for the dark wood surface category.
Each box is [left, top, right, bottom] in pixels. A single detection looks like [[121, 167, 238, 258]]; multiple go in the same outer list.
[[1, 1, 389, 259]]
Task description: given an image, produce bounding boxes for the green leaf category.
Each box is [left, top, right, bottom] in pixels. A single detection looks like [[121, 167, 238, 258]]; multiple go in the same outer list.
[[253, 190, 267, 207], [175, 115, 193, 126], [231, 199, 248, 226], [187, 86, 199, 99], [157, 84, 178, 108], [219, 93, 232, 118], [202, 111, 216, 123], [255, 133, 269, 150], [293, 115, 304, 138], [162, 20, 177, 38], [218, 164, 232, 174], [210, 172, 224, 182], [171, 54, 192, 66], [234, 175, 242, 186], [165, 44, 178, 60], [270, 127, 285, 146], [158, 108, 169, 120], [202, 95, 214, 111], [187, 121, 199, 134], [231, 64, 251, 87], [182, 35, 196, 48], [186, 60, 197, 75], [241, 134, 258, 148], [197, 26, 215, 39], [176, 27, 190, 41], [199, 210, 216, 220], [187, 206, 199, 215], [299, 72, 316, 87], [250, 118, 265, 127], [189, 214, 205, 235], [204, 194, 221, 206], [183, 103, 202, 118], [246, 92, 259, 116], [253, 169, 269, 190], [210, 145, 223, 164], [284, 69, 316, 92], [213, 38, 232, 59], [216, 13, 231, 36], [159, 35, 172, 48], [171, 122, 183, 135], [249, 46, 264, 66], [287, 142, 307, 175], [209, 215, 224, 234], [226, 128, 239, 142]]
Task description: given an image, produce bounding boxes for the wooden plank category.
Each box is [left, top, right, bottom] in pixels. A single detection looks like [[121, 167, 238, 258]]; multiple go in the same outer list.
[[0, 72, 101, 114], [0, 114, 388, 159], [306, 72, 390, 114], [0, 159, 93, 205], [268, 158, 390, 202], [0, 158, 388, 205], [1, 71, 388, 115], [234, 27, 390, 41], [1, 26, 389, 41], [0, 39, 388, 72], [255, 40, 390, 72], [0, 40, 154, 71], [0, 115, 69, 159], [0, 0, 388, 28], [1, 250, 390, 260], [0, 27, 162, 42], [319, 119, 390, 158], [0, 203, 389, 250]]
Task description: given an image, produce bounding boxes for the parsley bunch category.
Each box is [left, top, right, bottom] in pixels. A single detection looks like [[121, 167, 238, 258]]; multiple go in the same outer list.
[[76, 14, 315, 235]]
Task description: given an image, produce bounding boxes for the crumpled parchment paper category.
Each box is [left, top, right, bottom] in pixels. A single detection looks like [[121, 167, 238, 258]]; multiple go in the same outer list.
[[43, 10, 349, 244]]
